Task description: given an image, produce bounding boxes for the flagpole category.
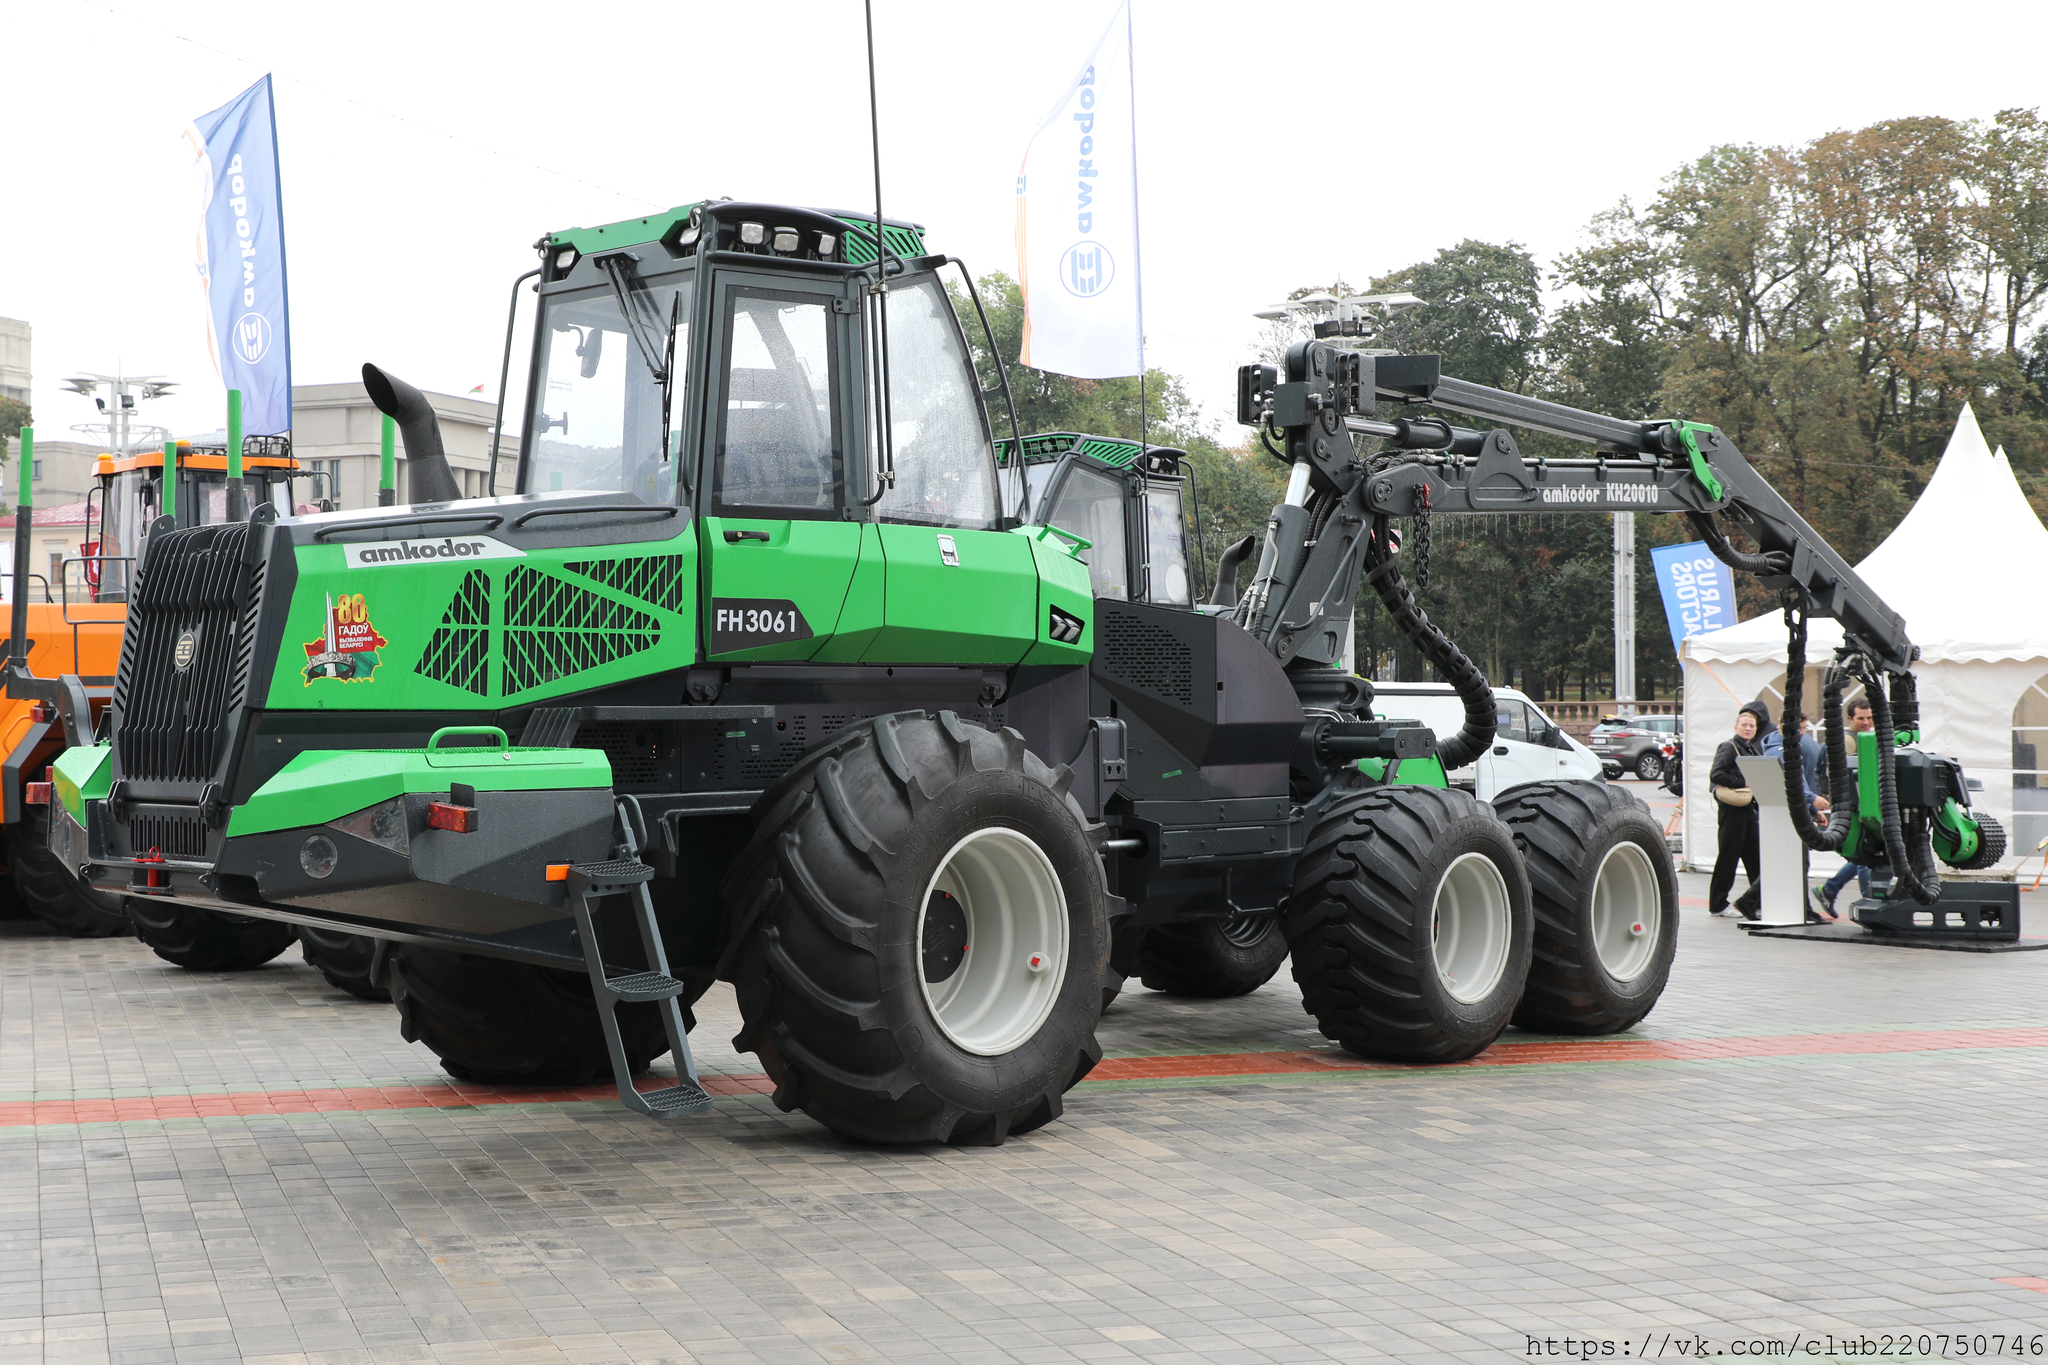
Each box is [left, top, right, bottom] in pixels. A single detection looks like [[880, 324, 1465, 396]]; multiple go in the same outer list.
[[1127, 0, 1146, 451]]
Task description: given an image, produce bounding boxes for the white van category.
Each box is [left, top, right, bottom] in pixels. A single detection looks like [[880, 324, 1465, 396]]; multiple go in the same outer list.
[[1369, 682, 1605, 800]]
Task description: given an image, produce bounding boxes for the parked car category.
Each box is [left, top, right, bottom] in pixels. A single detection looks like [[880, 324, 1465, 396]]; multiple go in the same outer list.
[[1371, 683, 1606, 799], [1588, 714, 1683, 781]]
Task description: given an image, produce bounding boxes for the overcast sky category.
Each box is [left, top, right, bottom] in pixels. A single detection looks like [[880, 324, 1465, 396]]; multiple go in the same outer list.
[[5, 0, 2045, 453]]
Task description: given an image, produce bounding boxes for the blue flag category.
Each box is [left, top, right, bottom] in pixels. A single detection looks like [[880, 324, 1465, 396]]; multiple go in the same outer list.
[[1649, 540, 1737, 656], [186, 76, 292, 435]]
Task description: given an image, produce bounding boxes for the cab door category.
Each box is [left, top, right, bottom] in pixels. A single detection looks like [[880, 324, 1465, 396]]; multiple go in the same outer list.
[[860, 273, 1037, 665], [700, 274, 865, 661]]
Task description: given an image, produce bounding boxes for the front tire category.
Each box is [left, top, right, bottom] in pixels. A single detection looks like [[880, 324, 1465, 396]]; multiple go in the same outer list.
[[1283, 785, 1533, 1063], [722, 711, 1107, 1146], [299, 928, 392, 1001], [127, 898, 295, 970], [389, 945, 673, 1084], [1492, 781, 1678, 1034], [8, 824, 129, 936], [1133, 914, 1288, 997]]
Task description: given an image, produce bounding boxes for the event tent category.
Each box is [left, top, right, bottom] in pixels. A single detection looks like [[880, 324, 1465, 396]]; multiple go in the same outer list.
[[1677, 406, 2048, 871]]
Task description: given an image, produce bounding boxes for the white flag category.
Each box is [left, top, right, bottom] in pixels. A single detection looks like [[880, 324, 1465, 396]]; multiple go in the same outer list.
[[1015, 3, 1142, 379]]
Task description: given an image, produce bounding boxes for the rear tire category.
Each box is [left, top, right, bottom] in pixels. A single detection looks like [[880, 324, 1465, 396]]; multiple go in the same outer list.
[[7, 825, 128, 936], [1634, 752, 1664, 782], [298, 927, 392, 1001], [1134, 914, 1288, 997], [389, 944, 672, 1085], [1492, 780, 1678, 1035], [722, 711, 1106, 1146], [1283, 785, 1533, 1063], [127, 898, 296, 970]]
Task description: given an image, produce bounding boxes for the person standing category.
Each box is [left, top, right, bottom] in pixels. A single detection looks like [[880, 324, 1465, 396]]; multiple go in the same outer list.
[[1815, 698, 1877, 921], [1709, 707, 1766, 917]]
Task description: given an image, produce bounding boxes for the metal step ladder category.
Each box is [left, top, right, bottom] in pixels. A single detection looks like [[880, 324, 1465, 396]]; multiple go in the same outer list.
[[566, 799, 712, 1119]]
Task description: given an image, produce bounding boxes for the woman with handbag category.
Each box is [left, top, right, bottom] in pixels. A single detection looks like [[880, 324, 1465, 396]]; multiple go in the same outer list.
[[1708, 705, 1766, 917]]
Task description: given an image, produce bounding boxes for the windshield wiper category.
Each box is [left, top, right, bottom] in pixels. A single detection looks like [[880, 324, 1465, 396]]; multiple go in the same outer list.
[[594, 252, 670, 385]]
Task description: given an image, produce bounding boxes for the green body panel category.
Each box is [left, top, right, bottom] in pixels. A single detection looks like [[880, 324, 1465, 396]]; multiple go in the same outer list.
[[1929, 796, 1982, 864], [866, 524, 1038, 665], [544, 205, 923, 267], [813, 523, 887, 662], [1841, 728, 1881, 862], [266, 532, 699, 708], [702, 516, 862, 662], [53, 742, 112, 825], [1015, 526, 1095, 667], [1358, 754, 1451, 788], [228, 745, 614, 838], [995, 431, 1143, 469]]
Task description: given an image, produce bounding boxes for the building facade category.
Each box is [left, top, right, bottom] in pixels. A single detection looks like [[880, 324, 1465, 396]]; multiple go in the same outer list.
[[0, 318, 28, 407]]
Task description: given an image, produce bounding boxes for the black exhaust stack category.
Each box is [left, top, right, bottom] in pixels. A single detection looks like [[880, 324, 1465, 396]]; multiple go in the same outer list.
[[361, 364, 463, 505]]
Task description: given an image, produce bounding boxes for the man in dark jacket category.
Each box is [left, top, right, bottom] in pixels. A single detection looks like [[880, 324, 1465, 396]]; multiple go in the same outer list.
[[1709, 707, 1766, 916]]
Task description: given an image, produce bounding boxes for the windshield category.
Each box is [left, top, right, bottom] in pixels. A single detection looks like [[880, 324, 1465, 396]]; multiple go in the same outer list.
[[526, 275, 690, 504]]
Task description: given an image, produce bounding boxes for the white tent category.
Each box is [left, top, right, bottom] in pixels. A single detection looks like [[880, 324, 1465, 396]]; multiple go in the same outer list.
[[1677, 406, 2048, 871]]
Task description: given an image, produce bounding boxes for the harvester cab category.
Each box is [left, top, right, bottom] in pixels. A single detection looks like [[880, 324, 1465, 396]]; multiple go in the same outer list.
[[48, 197, 1993, 1145]]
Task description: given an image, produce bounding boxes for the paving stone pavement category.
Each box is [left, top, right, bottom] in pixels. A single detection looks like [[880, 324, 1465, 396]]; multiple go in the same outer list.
[[4, 858, 2047, 1364]]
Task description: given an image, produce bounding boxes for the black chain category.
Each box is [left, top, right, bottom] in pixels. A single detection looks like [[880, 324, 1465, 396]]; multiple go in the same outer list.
[[1413, 484, 1432, 592]]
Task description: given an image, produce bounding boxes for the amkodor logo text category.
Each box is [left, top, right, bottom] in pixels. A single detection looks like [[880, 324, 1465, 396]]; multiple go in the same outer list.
[[344, 536, 526, 568]]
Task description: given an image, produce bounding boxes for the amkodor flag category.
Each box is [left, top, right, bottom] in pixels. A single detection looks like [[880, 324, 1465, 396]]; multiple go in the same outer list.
[[1015, 3, 1142, 379], [1649, 541, 1737, 657], [185, 76, 293, 435]]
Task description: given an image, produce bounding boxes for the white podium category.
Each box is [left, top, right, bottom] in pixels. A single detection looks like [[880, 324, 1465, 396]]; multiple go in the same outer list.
[[1737, 755, 1807, 926]]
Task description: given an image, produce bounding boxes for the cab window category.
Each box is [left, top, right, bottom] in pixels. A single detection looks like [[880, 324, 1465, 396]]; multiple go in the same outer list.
[[714, 289, 840, 515], [871, 276, 997, 530], [1045, 465, 1130, 599], [1144, 483, 1191, 605], [1497, 701, 1532, 743], [528, 277, 689, 505]]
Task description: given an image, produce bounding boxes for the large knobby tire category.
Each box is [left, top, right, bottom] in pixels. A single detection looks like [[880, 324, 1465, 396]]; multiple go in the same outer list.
[[1492, 781, 1679, 1035], [1133, 914, 1288, 998], [1952, 812, 2007, 870], [299, 927, 392, 1002], [722, 710, 1107, 1146], [1101, 920, 1144, 1014], [127, 898, 295, 970], [7, 825, 129, 936], [389, 944, 672, 1085], [1283, 785, 1533, 1063]]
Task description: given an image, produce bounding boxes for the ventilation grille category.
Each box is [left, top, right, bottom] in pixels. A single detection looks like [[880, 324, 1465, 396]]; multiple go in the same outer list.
[[131, 813, 207, 860], [416, 570, 492, 696], [114, 523, 259, 784], [1099, 610, 1194, 706], [579, 720, 665, 788], [502, 566, 658, 695], [565, 555, 691, 614]]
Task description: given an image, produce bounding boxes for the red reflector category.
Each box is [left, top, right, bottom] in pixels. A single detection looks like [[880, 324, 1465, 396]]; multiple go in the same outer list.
[[24, 782, 50, 805], [29, 704, 51, 724], [426, 802, 478, 833]]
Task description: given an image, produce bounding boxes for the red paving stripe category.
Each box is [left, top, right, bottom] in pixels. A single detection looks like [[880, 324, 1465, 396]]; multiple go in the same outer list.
[[1997, 1277, 2048, 1295], [5, 1026, 2046, 1129]]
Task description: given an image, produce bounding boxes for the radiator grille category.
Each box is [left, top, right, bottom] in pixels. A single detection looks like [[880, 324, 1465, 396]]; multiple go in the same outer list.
[[501, 566, 659, 694], [1098, 609, 1194, 706], [129, 814, 208, 859], [416, 569, 492, 696], [113, 523, 261, 783]]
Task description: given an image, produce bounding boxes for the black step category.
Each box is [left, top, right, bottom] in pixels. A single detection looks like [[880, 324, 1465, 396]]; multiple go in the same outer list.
[[568, 858, 654, 889], [601, 971, 687, 1003], [636, 1081, 713, 1117]]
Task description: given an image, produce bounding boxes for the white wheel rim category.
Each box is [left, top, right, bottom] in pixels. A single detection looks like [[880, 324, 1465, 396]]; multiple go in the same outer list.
[[916, 826, 1069, 1056], [1430, 852, 1513, 1004], [1590, 840, 1661, 982]]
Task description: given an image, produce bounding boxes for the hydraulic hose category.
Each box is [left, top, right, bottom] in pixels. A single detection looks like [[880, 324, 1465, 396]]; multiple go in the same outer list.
[[1777, 601, 1855, 851], [1363, 515, 1496, 771], [1862, 671, 1941, 905], [1686, 510, 1790, 578]]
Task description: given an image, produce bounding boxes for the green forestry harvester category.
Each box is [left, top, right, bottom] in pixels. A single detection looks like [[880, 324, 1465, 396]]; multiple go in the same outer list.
[[47, 201, 2001, 1142]]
